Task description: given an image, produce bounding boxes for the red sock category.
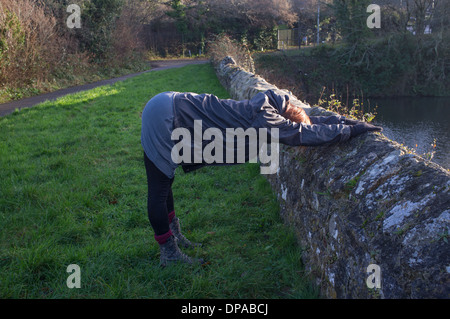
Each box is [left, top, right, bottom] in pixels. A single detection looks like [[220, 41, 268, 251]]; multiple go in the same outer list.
[[168, 210, 175, 223], [154, 229, 173, 245]]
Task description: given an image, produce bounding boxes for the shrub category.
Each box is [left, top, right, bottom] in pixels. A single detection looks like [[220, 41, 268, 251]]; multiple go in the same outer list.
[[0, 0, 149, 102], [0, 0, 66, 88], [206, 34, 254, 73]]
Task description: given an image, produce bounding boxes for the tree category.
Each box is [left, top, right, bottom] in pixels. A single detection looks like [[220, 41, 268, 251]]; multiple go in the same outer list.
[[79, 0, 124, 60], [329, 0, 372, 45], [162, 0, 297, 51], [405, 0, 435, 35], [430, 0, 449, 34]]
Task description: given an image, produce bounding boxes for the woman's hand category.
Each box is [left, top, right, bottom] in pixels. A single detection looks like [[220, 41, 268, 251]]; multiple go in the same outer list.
[[349, 122, 383, 137]]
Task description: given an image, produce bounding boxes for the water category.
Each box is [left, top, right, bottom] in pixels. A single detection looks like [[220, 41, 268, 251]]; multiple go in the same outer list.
[[367, 97, 450, 169]]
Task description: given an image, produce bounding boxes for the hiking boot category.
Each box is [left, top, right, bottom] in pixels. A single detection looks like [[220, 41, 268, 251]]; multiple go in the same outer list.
[[169, 217, 202, 249], [159, 235, 203, 267]]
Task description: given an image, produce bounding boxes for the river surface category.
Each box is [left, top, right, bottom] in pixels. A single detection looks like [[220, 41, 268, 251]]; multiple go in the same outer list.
[[367, 97, 449, 169]]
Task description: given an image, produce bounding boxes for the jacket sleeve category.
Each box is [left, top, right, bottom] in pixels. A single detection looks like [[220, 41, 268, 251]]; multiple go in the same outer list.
[[296, 123, 352, 146], [254, 91, 351, 146], [260, 111, 351, 146], [310, 115, 346, 125]]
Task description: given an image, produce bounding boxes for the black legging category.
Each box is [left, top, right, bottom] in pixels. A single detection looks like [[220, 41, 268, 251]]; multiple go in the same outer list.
[[144, 152, 174, 236]]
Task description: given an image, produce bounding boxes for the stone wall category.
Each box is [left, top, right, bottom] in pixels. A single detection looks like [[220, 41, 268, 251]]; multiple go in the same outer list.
[[214, 56, 450, 299]]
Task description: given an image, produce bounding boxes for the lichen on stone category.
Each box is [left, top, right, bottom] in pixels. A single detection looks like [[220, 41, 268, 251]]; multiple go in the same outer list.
[[215, 55, 450, 299]]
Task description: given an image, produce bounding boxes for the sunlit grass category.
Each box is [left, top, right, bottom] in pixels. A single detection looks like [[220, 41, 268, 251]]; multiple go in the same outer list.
[[0, 63, 318, 299]]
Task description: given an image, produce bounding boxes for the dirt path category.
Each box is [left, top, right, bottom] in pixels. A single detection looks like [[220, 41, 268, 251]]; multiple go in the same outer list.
[[0, 59, 209, 117]]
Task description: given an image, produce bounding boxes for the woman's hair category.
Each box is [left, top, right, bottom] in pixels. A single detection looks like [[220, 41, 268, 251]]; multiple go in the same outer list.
[[282, 101, 312, 125]]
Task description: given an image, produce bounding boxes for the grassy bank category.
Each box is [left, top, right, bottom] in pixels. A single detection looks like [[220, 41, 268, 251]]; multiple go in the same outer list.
[[0, 57, 150, 104], [0, 63, 317, 298], [254, 34, 450, 102]]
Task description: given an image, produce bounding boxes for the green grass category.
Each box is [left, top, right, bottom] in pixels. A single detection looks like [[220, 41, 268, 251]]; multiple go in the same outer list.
[[0, 63, 318, 299], [0, 55, 149, 104]]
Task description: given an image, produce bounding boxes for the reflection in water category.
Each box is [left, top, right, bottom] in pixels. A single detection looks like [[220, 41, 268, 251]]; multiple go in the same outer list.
[[368, 97, 449, 169]]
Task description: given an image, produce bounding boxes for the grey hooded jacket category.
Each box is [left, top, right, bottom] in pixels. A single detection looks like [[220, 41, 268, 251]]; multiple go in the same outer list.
[[141, 90, 351, 178]]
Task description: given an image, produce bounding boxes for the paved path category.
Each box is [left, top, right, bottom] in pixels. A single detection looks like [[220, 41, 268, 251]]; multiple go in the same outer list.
[[0, 59, 209, 117]]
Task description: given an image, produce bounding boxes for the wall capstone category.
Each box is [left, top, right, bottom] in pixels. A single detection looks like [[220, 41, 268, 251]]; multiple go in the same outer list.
[[214, 56, 450, 299]]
